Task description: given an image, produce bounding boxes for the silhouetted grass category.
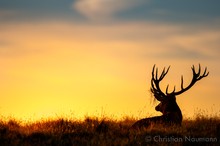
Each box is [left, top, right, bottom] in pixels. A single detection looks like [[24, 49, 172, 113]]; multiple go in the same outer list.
[[0, 115, 219, 146]]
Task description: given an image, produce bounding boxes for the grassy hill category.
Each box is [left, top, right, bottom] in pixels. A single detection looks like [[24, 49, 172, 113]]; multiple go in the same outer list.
[[0, 115, 219, 146]]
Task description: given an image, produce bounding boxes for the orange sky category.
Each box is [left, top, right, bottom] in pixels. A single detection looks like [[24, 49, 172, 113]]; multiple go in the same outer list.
[[0, 20, 220, 121]]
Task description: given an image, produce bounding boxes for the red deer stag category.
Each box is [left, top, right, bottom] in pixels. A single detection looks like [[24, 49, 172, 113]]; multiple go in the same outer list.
[[131, 64, 209, 130]]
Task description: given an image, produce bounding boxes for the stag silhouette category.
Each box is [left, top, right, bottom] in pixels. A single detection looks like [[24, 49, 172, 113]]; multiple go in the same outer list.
[[131, 64, 209, 130]]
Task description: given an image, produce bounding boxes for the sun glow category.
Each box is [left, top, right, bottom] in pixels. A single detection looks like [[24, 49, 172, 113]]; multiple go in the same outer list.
[[0, 21, 219, 121]]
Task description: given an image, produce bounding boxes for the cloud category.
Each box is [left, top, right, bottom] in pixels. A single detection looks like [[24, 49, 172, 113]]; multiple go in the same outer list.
[[73, 0, 145, 20], [1, 20, 219, 61], [148, 47, 212, 60]]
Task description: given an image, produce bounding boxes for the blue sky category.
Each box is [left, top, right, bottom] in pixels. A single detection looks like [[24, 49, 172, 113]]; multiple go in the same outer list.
[[1, 0, 220, 23]]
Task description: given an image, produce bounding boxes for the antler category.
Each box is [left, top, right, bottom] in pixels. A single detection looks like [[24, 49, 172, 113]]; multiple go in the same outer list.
[[167, 64, 209, 95], [151, 65, 170, 101]]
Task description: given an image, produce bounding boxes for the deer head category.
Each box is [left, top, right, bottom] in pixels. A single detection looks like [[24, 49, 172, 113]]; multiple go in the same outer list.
[[151, 64, 209, 116]]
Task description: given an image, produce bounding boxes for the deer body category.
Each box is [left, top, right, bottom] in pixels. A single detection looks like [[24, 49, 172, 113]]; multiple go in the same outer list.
[[131, 97, 182, 129], [131, 64, 209, 130]]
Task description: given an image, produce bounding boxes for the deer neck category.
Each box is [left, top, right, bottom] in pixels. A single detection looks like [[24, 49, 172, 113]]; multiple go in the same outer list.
[[163, 106, 183, 123], [163, 101, 182, 121]]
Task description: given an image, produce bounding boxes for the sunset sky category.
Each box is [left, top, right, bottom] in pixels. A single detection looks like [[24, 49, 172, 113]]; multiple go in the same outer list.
[[0, 0, 220, 121]]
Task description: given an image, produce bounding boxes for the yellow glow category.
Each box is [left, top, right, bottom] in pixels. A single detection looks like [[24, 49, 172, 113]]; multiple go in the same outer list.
[[0, 21, 219, 121]]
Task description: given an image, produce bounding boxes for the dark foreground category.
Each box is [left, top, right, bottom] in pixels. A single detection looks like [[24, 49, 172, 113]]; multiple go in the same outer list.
[[0, 116, 219, 146]]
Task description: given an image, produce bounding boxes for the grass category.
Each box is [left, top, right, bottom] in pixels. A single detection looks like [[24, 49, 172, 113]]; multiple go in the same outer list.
[[0, 115, 219, 146]]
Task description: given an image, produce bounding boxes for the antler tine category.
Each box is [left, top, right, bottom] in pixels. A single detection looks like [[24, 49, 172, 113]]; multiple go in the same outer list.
[[166, 84, 176, 95], [181, 75, 184, 89], [151, 79, 157, 93], [156, 68, 158, 80], [192, 65, 196, 76], [152, 64, 156, 79], [166, 85, 169, 94], [201, 67, 209, 77], [152, 64, 158, 79], [159, 68, 165, 80], [160, 66, 170, 81], [198, 64, 201, 75]]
